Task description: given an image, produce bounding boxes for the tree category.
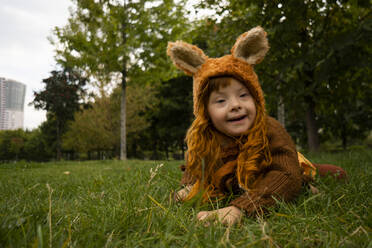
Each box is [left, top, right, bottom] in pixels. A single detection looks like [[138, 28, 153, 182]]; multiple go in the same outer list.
[[23, 128, 53, 161], [111, 82, 156, 158], [311, 3, 372, 149], [62, 96, 117, 157], [62, 81, 155, 159], [31, 68, 89, 160], [145, 76, 193, 159], [0, 130, 26, 161], [267, 0, 372, 150], [51, 0, 189, 160], [195, 0, 372, 151], [317, 66, 372, 149]]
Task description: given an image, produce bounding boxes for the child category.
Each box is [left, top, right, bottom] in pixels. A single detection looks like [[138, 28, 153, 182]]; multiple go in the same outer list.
[[167, 27, 346, 226]]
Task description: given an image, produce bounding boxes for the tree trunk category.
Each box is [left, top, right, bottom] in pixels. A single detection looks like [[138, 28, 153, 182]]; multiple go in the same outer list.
[[120, 5, 128, 161], [305, 96, 319, 152], [303, 66, 320, 152], [120, 78, 127, 160]]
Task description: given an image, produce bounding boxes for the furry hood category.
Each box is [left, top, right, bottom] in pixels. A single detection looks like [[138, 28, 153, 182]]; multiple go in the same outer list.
[[167, 26, 269, 116]]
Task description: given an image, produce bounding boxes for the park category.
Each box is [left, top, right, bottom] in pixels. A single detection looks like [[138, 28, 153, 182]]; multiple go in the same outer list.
[[0, 0, 371, 247]]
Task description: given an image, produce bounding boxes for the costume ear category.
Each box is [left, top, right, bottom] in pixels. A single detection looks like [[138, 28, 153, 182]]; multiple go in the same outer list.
[[231, 26, 269, 65], [167, 41, 207, 75]]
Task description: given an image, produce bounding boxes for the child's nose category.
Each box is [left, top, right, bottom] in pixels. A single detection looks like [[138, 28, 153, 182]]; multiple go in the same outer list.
[[230, 97, 241, 110]]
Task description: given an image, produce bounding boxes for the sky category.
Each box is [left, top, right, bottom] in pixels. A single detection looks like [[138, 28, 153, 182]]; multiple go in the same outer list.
[[0, 0, 72, 130], [0, 0, 215, 130]]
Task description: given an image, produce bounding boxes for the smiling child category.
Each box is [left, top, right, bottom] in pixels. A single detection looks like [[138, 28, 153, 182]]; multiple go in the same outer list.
[[167, 26, 347, 226]]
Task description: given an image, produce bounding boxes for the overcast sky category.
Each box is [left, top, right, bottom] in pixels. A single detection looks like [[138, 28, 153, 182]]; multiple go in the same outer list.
[[0, 0, 214, 130], [0, 0, 72, 130]]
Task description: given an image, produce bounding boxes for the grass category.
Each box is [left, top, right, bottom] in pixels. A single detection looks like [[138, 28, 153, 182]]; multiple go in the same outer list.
[[0, 149, 371, 247]]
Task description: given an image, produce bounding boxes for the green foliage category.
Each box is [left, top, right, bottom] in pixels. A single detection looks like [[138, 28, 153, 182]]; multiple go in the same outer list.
[[61, 75, 192, 160], [0, 129, 26, 161], [3, 1, 371, 162], [51, 0, 191, 159], [23, 128, 54, 162], [31, 68, 90, 159], [0, 129, 53, 162], [193, 0, 372, 150], [144, 76, 193, 159], [62, 82, 156, 158], [32, 68, 89, 122], [28, 0, 369, 160], [62, 96, 119, 154], [0, 149, 371, 247], [52, 0, 189, 81]]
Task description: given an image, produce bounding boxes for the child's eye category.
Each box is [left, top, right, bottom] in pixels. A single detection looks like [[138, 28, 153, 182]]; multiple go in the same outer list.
[[240, 93, 249, 98], [216, 99, 225, 103]]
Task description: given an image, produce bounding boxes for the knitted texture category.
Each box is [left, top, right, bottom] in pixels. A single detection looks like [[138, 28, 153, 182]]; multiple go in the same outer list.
[[180, 117, 304, 216], [230, 117, 303, 215]]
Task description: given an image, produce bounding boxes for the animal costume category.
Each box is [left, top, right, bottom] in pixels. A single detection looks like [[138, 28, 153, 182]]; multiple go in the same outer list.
[[167, 27, 346, 216]]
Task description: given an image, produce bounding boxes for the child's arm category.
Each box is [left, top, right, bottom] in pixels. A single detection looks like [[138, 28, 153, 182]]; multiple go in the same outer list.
[[230, 164, 302, 216], [196, 150, 301, 225], [230, 117, 303, 216], [174, 185, 192, 202], [174, 162, 196, 202]]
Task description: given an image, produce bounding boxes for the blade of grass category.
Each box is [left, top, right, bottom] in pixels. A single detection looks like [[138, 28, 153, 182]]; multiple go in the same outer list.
[[147, 194, 189, 233]]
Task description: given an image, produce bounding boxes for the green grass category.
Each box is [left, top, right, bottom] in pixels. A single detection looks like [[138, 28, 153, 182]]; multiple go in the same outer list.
[[0, 149, 371, 247]]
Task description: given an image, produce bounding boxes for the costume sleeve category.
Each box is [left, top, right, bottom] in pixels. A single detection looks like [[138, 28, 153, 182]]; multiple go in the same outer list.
[[230, 117, 303, 216], [230, 149, 303, 216]]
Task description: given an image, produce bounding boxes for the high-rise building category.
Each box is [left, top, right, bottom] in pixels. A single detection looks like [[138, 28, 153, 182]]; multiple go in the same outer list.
[[0, 78, 26, 130]]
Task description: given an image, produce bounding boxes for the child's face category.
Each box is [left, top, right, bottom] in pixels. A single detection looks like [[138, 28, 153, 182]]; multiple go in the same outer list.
[[207, 78, 256, 137]]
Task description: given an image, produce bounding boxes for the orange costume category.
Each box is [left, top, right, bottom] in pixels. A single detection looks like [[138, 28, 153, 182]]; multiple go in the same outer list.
[[167, 27, 346, 216]]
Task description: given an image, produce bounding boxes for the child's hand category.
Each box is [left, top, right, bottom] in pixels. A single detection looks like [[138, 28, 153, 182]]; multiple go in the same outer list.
[[174, 185, 192, 202], [197, 206, 243, 226]]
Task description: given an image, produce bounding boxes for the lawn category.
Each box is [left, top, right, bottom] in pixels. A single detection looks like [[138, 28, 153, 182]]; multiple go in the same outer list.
[[0, 149, 371, 247]]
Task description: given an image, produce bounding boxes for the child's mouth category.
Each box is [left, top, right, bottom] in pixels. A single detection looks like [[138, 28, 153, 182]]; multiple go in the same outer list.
[[228, 115, 246, 122]]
